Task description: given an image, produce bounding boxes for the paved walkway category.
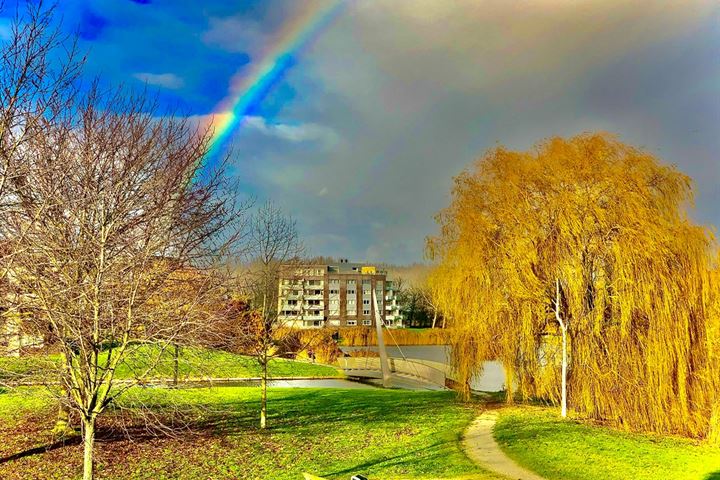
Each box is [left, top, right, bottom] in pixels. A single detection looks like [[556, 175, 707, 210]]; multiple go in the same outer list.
[[462, 410, 546, 480]]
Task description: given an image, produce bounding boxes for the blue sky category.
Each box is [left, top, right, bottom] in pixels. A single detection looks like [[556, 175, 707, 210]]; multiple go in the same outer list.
[[4, 0, 719, 264]]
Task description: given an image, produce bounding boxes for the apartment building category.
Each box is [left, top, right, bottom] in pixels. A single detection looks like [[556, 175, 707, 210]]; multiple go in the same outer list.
[[277, 260, 403, 329]]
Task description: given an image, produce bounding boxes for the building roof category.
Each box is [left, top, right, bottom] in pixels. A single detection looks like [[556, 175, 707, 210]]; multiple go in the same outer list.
[[281, 260, 387, 275]]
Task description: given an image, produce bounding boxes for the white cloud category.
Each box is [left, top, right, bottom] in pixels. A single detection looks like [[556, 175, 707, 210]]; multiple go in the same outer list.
[[202, 2, 326, 53], [202, 15, 268, 53], [244, 116, 338, 146], [133, 72, 184, 89]]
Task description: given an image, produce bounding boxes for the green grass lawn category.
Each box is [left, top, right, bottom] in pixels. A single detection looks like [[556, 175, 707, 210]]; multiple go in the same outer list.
[[494, 406, 720, 480], [0, 386, 502, 480], [0, 344, 340, 384], [111, 344, 341, 380]]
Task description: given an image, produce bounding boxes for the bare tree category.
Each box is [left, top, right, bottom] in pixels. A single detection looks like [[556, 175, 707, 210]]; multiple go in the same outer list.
[[2, 83, 245, 479], [417, 284, 442, 329], [241, 200, 304, 429], [0, 1, 83, 355]]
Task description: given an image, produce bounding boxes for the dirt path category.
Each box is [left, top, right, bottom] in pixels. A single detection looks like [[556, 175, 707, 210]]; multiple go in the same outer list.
[[462, 410, 546, 480]]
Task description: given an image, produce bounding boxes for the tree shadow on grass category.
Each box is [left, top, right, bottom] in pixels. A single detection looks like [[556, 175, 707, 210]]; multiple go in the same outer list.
[[321, 440, 455, 478], [705, 472, 720, 480], [190, 388, 458, 437], [0, 435, 80, 464], [0, 388, 461, 469]]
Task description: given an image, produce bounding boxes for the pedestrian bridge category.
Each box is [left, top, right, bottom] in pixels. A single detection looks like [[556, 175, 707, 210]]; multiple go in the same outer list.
[[338, 356, 453, 389]]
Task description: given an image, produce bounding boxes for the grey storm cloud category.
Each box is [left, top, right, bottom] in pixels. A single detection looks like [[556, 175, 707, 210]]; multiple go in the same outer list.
[[228, 0, 720, 264]]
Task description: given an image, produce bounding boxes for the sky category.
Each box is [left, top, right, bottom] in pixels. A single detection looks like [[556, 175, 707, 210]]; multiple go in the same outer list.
[[4, 0, 719, 264]]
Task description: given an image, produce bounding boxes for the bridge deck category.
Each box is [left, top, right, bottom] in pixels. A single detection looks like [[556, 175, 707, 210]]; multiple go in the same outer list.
[[338, 357, 449, 388]]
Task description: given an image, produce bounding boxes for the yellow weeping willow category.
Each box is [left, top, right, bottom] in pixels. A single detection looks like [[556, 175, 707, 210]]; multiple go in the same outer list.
[[427, 133, 720, 440]]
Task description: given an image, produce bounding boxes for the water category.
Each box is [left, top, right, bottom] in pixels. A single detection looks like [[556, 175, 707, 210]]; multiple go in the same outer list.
[[268, 379, 375, 389], [216, 378, 443, 391], [203, 378, 377, 389], [340, 345, 505, 392]]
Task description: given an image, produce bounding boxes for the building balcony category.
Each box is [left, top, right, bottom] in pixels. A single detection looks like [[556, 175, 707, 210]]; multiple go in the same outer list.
[[304, 293, 324, 300], [302, 314, 324, 321], [301, 320, 325, 328]]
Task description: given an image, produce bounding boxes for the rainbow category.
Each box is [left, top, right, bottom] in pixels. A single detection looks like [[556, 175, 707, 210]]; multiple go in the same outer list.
[[202, 0, 345, 163]]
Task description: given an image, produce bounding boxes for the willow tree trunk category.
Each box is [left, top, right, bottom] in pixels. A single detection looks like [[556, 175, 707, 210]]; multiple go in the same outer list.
[[555, 278, 568, 418], [260, 359, 267, 429], [82, 416, 96, 480], [503, 361, 515, 404], [560, 325, 568, 417]]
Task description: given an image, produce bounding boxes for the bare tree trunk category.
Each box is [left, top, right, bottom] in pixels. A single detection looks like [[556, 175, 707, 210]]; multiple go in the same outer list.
[[82, 416, 96, 480], [260, 359, 268, 429], [53, 392, 72, 436], [555, 278, 568, 418], [431, 310, 437, 329], [260, 291, 268, 429]]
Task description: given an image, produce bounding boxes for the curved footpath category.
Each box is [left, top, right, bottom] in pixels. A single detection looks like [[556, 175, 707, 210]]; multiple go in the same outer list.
[[462, 410, 546, 480]]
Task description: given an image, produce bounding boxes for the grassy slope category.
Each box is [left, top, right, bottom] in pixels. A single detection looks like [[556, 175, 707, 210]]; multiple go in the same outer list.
[[494, 407, 720, 480], [0, 345, 340, 383], [111, 344, 341, 379], [0, 387, 501, 480]]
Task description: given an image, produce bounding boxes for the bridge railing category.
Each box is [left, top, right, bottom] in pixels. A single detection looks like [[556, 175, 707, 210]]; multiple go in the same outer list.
[[338, 357, 447, 387]]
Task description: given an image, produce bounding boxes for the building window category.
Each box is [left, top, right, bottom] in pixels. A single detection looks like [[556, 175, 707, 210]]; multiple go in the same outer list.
[[347, 289, 356, 295], [329, 279, 340, 285], [330, 289, 339, 295], [348, 299, 356, 305], [363, 320, 372, 326], [347, 310, 356, 316], [363, 309, 370, 315], [347, 320, 357, 326], [363, 299, 370, 305], [329, 319, 340, 326]]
